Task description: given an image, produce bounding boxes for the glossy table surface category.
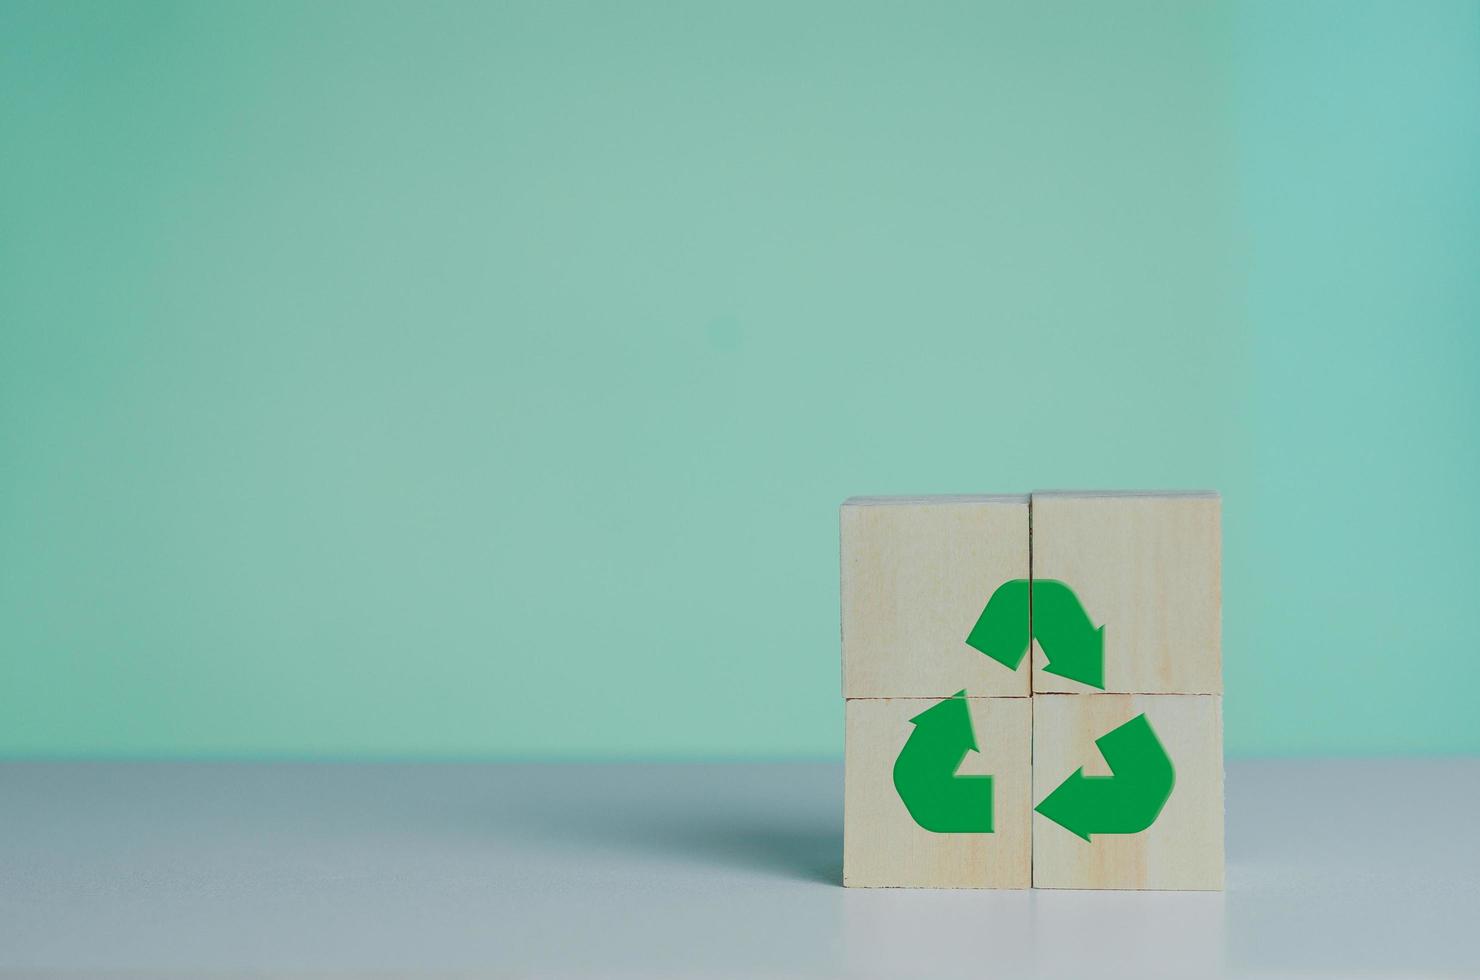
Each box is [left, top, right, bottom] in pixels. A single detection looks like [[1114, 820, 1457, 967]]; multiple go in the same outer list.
[[2, 758, 1476, 978]]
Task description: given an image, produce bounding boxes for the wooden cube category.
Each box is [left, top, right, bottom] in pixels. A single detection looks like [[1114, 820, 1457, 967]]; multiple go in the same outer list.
[[843, 695, 1031, 888], [1032, 693, 1224, 890], [1030, 491, 1221, 694], [841, 496, 1029, 698]]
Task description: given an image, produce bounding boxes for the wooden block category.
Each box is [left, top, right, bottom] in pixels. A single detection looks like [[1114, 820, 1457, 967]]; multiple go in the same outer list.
[[1030, 491, 1221, 694], [841, 496, 1029, 698], [843, 695, 1031, 888], [1032, 693, 1224, 890]]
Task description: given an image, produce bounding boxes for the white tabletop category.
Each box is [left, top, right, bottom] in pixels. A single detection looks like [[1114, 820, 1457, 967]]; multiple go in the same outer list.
[[2, 758, 1476, 977]]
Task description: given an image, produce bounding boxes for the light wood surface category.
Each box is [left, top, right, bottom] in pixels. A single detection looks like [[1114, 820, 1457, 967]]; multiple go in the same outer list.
[[844, 696, 1031, 888], [1032, 693, 1224, 890], [1030, 491, 1221, 694], [841, 496, 1029, 698]]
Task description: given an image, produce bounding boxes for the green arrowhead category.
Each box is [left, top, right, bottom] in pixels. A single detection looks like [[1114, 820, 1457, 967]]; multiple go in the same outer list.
[[1031, 579, 1105, 690], [892, 691, 993, 833], [1035, 713, 1175, 841], [965, 579, 1105, 690]]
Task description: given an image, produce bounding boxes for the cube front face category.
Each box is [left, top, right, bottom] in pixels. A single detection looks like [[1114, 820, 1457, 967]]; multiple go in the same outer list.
[[839, 491, 1224, 891], [843, 696, 1031, 889], [1030, 492, 1221, 695], [1032, 694, 1224, 890], [841, 496, 1029, 699]]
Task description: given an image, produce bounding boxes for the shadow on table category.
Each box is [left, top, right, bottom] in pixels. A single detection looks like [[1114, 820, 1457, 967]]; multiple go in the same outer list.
[[472, 761, 844, 886], [614, 817, 843, 886], [526, 807, 845, 887]]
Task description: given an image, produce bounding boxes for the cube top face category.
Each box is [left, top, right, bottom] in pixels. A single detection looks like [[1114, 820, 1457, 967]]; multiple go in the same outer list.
[[844, 696, 1031, 888], [841, 496, 1030, 699], [1032, 693, 1224, 890], [1030, 491, 1221, 694]]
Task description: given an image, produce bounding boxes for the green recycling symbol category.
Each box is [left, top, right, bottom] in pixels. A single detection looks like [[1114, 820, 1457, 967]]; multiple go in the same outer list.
[[891, 580, 1177, 838]]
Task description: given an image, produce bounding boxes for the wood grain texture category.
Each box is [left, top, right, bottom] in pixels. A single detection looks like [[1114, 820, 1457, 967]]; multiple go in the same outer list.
[[1030, 491, 1221, 694], [844, 696, 1031, 888], [841, 496, 1029, 699], [1032, 694, 1224, 890]]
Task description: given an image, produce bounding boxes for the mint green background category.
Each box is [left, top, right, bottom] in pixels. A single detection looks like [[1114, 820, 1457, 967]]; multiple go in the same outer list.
[[2, 1, 1476, 758]]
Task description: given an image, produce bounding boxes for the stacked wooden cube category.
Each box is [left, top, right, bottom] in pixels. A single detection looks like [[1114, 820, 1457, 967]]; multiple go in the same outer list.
[[840, 492, 1223, 889]]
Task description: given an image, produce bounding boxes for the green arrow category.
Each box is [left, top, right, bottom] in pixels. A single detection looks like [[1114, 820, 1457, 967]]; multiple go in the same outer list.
[[1034, 713, 1175, 841], [965, 579, 1105, 689], [964, 579, 1030, 671], [1031, 579, 1105, 690], [892, 691, 993, 833]]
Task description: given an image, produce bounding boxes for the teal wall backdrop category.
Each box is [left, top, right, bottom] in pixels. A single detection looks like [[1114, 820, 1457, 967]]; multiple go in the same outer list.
[[2, 1, 1477, 758]]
